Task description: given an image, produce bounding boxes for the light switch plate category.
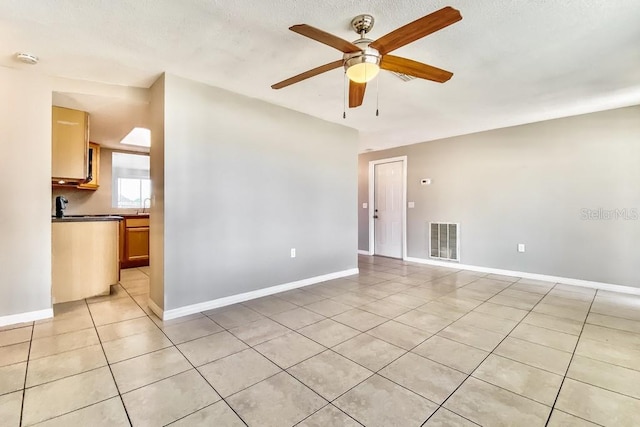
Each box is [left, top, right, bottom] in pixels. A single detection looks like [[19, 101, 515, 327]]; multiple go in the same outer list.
[[290, 248, 296, 258], [408, 201, 415, 208], [362, 203, 368, 209], [518, 244, 525, 253]]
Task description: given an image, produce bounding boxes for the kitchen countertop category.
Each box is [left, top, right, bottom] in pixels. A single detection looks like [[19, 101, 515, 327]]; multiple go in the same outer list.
[[52, 215, 123, 223]]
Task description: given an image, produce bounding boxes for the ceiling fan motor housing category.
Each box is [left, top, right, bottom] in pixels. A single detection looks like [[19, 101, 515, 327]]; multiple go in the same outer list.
[[343, 38, 381, 72]]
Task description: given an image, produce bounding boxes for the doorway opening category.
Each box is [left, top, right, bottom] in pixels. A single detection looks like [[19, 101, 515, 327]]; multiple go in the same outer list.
[[50, 91, 151, 309]]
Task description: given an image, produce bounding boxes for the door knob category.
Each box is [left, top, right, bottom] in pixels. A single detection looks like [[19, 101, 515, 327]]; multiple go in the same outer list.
[[373, 215, 379, 219]]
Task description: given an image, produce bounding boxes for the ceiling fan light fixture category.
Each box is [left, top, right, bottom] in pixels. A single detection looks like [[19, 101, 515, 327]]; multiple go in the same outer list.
[[346, 61, 380, 83], [344, 40, 381, 83]]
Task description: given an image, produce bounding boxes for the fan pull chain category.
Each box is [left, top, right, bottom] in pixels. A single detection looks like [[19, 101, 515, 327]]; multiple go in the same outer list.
[[376, 73, 380, 117], [343, 71, 347, 119]]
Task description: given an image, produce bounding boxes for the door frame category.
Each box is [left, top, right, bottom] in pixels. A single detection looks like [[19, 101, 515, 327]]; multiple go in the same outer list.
[[367, 156, 408, 259]]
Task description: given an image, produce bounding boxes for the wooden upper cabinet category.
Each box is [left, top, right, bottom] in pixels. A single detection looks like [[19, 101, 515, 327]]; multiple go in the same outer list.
[[52, 106, 89, 183], [77, 142, 100, 190]]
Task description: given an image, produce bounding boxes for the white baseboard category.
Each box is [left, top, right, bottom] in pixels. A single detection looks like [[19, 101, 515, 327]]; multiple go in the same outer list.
[[161, 268, 360, 321], [147, 298, 164, 320], [358, 250, 372, 255], [404, 256, 640, 296], [0, 308, 53, 327]]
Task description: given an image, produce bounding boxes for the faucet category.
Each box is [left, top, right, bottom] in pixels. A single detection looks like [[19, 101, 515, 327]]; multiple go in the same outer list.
[[141, 198, 151, 214]]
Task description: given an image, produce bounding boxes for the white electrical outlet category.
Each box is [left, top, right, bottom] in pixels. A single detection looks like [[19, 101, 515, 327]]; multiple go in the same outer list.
[[290, 248, 296, 258], [518, 244, 526, 253]]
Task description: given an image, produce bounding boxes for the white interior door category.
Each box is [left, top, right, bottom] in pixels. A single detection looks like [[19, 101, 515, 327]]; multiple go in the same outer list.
[[374, 161, 403, 258]]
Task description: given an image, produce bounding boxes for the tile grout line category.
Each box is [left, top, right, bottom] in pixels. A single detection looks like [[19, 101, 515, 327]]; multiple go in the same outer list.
[[162, 337, 250, 427], [543, 288, 598, 427], [280, 291, 480, 424], [301, 266, 497, 424], [587, 309, 640, 325], [23, 262, 636, 426], [182, 272, 433, 425], [412, 307, 593, 377], [26, 397, 129, 426], [129, 273, 247, 426], [120, 270, 234, 424], [209, 268, 539, 425], [162, 401, 244, 427], [547, 409, 606, 427], [232, 273, 435, 344], [292, 403, 365, 427], [83, 299, 134, 427], [15, 268, 376, 426], [8, 269, 407, 402], [120, 274, 251, 427], [18, 320, 34, 427], [19, 365, 112, 393], [16, 289, 147, 426], [421, 279, 563, 426], [578, 316, 640, 335], [194, 304, 339, 425], [553, 376, 640, 407], [366, 290, 508, 425]]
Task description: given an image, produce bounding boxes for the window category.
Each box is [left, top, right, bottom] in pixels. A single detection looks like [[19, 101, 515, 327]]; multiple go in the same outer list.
[[112, 152, 151, 209], [116, 178, 151, 209]]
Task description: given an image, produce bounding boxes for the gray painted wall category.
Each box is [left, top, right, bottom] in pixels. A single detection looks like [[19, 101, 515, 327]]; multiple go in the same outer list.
[[160, 74, 358, 310], [0, 67, 52, 317], [359, 106, 640, 287]]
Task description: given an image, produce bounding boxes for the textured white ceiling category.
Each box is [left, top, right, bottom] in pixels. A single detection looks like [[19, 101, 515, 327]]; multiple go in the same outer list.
[[2, 0, 640, 151]]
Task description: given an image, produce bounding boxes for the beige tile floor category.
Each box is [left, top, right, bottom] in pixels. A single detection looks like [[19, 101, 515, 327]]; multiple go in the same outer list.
[[2, 258, 640, 426]]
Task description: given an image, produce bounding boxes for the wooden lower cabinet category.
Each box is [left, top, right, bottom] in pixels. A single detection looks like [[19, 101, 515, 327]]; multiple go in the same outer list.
[[120, 215, 150, 268], [126, 227, 149, 261], [52, 220, 119, 304]]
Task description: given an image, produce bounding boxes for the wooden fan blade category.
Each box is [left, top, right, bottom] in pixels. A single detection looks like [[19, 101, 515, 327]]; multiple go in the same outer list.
[[380, 55, 453, 83], [290, 24, 361, 53], [272, 60, 343, 89], [369, 6, 462, 55], [349, 81, 366, 108]]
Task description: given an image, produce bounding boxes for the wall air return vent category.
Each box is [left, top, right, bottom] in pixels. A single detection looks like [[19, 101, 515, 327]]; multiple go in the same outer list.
[[429, 222, 460, 262]]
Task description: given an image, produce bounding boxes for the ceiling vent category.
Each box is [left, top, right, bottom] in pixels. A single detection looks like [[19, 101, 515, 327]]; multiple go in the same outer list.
[[391, 72, 416, 82]]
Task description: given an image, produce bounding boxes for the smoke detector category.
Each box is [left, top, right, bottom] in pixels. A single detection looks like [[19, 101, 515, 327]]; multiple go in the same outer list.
[[15, 53, 39, 65]]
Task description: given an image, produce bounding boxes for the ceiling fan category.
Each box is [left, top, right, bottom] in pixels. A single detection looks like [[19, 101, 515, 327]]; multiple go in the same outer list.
[[271, 6, 462, 108]]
